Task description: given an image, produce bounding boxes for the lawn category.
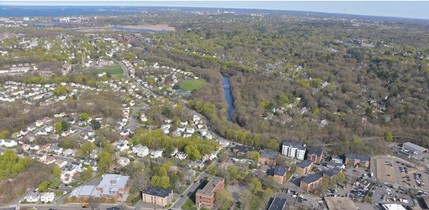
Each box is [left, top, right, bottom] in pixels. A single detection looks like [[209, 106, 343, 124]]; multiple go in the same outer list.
[[92, 65, 124, 75], [180, 79, 207, 91], [182, 198, 197, 210]]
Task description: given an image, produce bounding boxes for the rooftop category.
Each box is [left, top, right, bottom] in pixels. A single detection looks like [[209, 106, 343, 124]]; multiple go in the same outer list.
[[260, 149, 279, 159], [268, 197, 287, 210], [403, 142, 427, 153], [97, 174, 129, 196], [196, 176, 224, 197], [345, 153, 370, 162], [70, 185, 99, 197], [323, 168, 341, 177], [273, 166, 287, 176], [142, 186, 172, 198], [307, 148, 323, 156], [282, 140, 306, 150], [301, 173, 322, 184], [297, 160, 313, 168], [324, 197, 358, 210]]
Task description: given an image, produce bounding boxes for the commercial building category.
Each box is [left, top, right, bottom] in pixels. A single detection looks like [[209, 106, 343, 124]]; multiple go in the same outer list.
[[142, 186, 173, 207], [402, 142, 428, 155], [281, 140, 306, 160], [196, 176, 225, 209], [69, 174, 129, 202]]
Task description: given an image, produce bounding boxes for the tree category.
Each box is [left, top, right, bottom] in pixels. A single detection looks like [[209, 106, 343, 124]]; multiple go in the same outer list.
[[53, 86, 69, 96], [151, 175, 170, 189], [98, 151, 112, 173], [215, 189, 233, 210], [249, 178, 262, 193], [90, 120, 101, 130], [52, 166, 61, 179], [227, 165, 239, 181], [78, 142, 95, 158], [246, 151, 260, 162], [80, 112, 90, 121], [81, 166, 93, 182], [54, 120, 68, 134], [38, 180, 49, 192], [384, 132, 393, 142], [184, 145, 201, 160], [0, 130, 10, 139]]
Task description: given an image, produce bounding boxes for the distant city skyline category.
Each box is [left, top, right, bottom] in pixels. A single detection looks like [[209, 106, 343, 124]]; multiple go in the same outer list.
[[1, 1, 429, 20]]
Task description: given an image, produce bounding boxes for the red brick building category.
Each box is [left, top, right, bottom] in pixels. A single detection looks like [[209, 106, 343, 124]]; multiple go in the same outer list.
[[196, 177, 225, 209]]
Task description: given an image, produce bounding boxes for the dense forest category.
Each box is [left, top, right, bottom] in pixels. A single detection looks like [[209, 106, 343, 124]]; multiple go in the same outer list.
[[139, 13, 429, 154]]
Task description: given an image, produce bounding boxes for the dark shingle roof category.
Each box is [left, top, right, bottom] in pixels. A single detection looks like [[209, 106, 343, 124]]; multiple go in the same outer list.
[[260, 149, 278, 159], [297, 160, 312, 169], [323, 168, 341, 177], [345, 153, 370, 162], [282, 140, 306, 150], [301, 173, 322, 184], [142, 186, 172, 198], [307, 148, 323, 156], [268, 197, 287, 210], [273, 166, 286, 176]]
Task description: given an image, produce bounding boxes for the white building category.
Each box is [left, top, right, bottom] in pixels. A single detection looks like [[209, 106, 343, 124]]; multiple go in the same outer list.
[[40, 192, 55, 203], [25, 192, 40, 203], [281, 140, 306, 160], [150, 150, 163, 158], [132, 144, 149, 157]]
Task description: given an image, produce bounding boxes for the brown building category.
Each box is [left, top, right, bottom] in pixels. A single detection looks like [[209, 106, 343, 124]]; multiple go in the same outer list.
[[196, 176, 225, 209], [258, 149, 278, 167], [296, 160, 313, 175], [344, 153, 370, 168], [272, 166, 287, 184], [142, 186, 173, 207], [307, 148, 324, 164], [300, 173, 323, 192]]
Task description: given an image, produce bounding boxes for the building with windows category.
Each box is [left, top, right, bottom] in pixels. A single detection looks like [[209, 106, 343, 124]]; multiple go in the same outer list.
[[282, 140, 306, 160], [344, 153, 370, 167], [142, 186, 173, 207], [196, 176, 225, 209], [307, 148, 324, 164]]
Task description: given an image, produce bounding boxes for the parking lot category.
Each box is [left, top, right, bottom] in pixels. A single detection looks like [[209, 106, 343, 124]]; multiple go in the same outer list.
[[372, 156, 429, 190]]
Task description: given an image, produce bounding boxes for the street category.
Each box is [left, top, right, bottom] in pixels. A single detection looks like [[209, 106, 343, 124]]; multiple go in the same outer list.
[[170, 172, 208, 210]]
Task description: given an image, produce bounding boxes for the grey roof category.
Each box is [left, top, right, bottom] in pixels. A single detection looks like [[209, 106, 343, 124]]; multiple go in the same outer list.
[[273, 166, 286, 176], [268, 197, 287, 210], [403, 142, 427, 153], [297, 160, 312, 168], [70, 185, 99, 197], [345, 153, 370, 162], [307, 148, 323, 156], [142, 186, 172, 198], [197, 176, 224, 197], [260, 149, 278, 159], [301, 173, 322, 184], [282, 140, 306, 150], [323, 168, 341, 177], [97, 174, 129, 196]]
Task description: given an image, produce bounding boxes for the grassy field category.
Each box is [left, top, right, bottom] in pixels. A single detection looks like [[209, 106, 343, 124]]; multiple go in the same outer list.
[[92, 65, 124, 75], [180, 79, 207, 91]]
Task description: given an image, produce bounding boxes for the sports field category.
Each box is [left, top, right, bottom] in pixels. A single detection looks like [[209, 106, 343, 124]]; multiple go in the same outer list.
[[180, 79, 207, 91]]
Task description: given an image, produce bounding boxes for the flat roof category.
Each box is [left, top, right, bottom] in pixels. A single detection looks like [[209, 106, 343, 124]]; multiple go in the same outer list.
[[268, 197, 287, 210], [196, 176, 224, 197], [142, 186, 172, 198], [70, 185, 99, 197], [324, 197, 358, 210], [381, 203, 406, 210], [97, 174, 129, 196]]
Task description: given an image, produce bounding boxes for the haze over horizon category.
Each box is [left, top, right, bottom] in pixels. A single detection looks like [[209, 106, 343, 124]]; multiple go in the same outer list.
[[1, 1, 429, 20]]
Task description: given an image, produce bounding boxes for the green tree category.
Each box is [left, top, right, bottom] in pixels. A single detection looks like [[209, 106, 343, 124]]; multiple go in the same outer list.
[[53, 86, 69, 96], [246, 151, 260, 162], [0, 130, 10, 139], [78, 142, 95, 158], [38, 180, 50, 192], [98, 151, 112, 173], [384, 132, 394, 142], [52, 166, 61, 179], [80, 112, 90, 121], [90, 120, 101, 130], [184, 145, 201, 160], [249, 178, 262, 193], [81, 166, 93, 182], [227, 165, 239, 180], [215, 189, 233, 210]]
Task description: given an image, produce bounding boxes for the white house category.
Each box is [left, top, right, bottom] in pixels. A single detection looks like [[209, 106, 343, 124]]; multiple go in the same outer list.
[[132, 144, 149, 157], [117, 157, 130, 167], [40, 192, 55, 203], [0, 139, 18, 148], [63, 148, 75, 157], [175, 152, 188, 160], [116, 140, 130, 152], [25, 192, 40, 203], [150, 150, 163, 158]]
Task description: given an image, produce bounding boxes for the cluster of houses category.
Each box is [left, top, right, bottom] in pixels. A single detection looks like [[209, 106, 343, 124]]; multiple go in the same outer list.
[[23, 192, 55, 203], [160, 115, 212, 139]]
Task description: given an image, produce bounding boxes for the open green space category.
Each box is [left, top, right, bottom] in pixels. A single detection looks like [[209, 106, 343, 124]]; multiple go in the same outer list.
[[180, 79, 207, 91], [182, 198, 197, 210], [92, 65, 124, 75]]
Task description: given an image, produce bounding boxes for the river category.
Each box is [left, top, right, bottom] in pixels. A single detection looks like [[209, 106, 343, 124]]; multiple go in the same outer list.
[[223, 76, 235, 122]]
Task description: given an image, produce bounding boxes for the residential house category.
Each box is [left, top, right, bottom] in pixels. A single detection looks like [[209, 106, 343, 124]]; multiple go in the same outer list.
[[300, 173, 323, 192], [272, 166, 287, 184], [40, 192, 55, 203], [132, 144, 149, 157], [0, 139, 18, 148], [307, 148, 324, 164], [55, 159, 68, 168], [61, 164, 78, 184], [63, 148, 75, 157], [25, 192, 40, 203], [142, 186, 173, 207], [117, 157, 130, 167], [196, 176, 225, 209], [175, 152, 188, 160], [323, 168, 341, 181], [281, 140, 306, 160], [150, 150, 163, 158], [115, 140, 130, 152], [296, 160, 313, 175], [258, 149, 279, 166], [231, 145, 256, 156], [344, 153, 370, 167]]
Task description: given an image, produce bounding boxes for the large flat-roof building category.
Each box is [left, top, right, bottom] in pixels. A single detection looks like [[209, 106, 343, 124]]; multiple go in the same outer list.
[[324, 197, 358, 210], [69, 174, 129, 202], [196, 176, 225, 209], [402, 142, 428, 155], [142, 186, 173, 207]]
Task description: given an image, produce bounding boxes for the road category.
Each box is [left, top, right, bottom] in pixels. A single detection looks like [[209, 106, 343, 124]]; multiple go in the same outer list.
[[170, 172, 208, 210], [1, 203, 133, 210]]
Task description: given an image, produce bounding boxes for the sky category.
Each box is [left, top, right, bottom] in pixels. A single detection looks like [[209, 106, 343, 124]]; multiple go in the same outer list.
[[1, 1, 429, 20]]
